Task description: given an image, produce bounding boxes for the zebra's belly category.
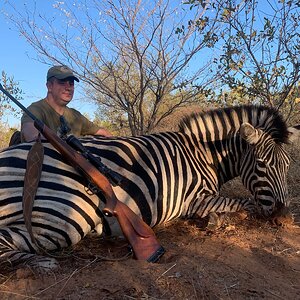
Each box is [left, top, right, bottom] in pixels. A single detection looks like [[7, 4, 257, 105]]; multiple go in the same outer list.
[[0, 161, 104, 250]]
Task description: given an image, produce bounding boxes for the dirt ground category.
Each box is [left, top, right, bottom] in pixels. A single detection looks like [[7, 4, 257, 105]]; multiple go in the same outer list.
[[0, 159, 299, 299]]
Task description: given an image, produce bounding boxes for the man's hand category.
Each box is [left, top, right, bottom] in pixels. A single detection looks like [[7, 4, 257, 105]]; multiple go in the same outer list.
[[95, 128, 113, 137]]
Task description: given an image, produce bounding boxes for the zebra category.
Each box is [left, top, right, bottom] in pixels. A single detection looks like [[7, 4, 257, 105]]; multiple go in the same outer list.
[[0, 105, 299, 271]]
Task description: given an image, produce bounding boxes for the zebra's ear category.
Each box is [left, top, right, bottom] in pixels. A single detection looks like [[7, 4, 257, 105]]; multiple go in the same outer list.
[[239, 123, 261, 145], [287, 125, 300, 143]]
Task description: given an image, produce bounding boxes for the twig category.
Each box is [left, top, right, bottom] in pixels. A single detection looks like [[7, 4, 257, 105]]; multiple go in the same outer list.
[[32, 250, 131, 298], [228, 283, 239, 288], [33, 257, 98, 298], [265, 289, 285, 300], [32, 274, 74, 298], [278, 248, 291, 254], [57, 257, 98, 297], [0, 273, 14, 288], [292, 268, 300, 273], [224, 284, 231, 299], [94, 251, 132, 261], [156, 263, 176, 281]]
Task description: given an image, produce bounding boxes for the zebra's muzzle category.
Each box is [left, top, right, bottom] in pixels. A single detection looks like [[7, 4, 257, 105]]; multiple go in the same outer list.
[[269, 203, 294, 227]]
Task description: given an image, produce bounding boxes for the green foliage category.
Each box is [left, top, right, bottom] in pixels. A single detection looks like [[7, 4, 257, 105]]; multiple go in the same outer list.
[[186, 0, 300, 117], [0, 71, 23, 149], [0, 71, 23, 121], [217, 0, 299, 108]]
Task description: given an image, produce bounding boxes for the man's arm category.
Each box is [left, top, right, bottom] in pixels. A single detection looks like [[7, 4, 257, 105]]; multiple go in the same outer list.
[[21, 101, 47, 142], [21, 122, 43, 142], [23, 121, 113, 141], [79, 111, 113, 137]]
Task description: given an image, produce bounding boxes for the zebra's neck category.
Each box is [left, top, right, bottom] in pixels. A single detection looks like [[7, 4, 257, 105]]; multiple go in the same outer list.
[[178, 105, 289, 144], [201, 135, 245, 186]]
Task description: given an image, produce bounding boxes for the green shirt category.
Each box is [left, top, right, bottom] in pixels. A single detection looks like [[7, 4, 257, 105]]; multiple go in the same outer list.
[[21, 99, 100, 137]]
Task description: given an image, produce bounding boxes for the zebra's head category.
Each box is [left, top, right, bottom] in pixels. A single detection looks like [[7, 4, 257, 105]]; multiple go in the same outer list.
[[239, 122, 299, 218], [179, 105, 299, 222]]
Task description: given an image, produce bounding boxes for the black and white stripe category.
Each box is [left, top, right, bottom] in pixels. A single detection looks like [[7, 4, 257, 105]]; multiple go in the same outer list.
[[0, 105, 298, 270]]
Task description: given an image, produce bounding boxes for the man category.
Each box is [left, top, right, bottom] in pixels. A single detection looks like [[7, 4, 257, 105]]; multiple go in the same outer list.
[[21, 65, 112, 142]]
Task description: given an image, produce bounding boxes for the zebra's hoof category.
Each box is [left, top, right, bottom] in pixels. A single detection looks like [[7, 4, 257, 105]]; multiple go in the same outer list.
[[206, 212, 225, 231]]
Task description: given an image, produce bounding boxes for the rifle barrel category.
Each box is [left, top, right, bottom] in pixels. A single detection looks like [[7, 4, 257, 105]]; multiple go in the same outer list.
[[0, 82, 164, 262], [0, 83, 38, 122]]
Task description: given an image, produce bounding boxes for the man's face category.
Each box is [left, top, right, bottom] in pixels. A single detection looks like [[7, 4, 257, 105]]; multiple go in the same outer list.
[[47, 78, 75, 105]]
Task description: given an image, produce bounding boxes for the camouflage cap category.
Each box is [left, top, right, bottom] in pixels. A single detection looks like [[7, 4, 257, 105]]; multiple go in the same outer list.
[[47, 65, 79, 82]]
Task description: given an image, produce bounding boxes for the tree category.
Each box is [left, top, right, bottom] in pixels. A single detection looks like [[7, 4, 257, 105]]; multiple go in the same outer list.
[[0, 71, 23, 121], [187, 0, 300, 116], [4, 0, 223, 135], [0, 71, 23, 149]]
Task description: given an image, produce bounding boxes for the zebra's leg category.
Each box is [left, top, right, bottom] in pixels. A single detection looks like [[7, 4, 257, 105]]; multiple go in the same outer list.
[[0, 227, 59, 274], [195, 195, 256, 230]]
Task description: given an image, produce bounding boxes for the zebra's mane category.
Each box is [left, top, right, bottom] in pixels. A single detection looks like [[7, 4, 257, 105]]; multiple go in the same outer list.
[[178, 105, 289, 144]]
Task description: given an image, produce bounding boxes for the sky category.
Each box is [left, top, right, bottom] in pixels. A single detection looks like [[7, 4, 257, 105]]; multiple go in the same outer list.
[[0, 1, 96, 127], [0, 0, 201, 129], [0, 0, 216, 130], [0, 0, 278, 128]]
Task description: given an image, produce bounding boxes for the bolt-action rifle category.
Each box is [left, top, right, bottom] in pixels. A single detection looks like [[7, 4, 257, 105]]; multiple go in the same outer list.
[[0, 83, 165, 262]]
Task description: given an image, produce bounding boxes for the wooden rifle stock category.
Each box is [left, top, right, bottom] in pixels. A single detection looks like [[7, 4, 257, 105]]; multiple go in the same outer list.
[[0, 82, 164, 261], [35, 121, 164, 262]]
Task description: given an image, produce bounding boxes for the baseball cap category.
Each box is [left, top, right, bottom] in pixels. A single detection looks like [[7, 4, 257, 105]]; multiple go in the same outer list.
[[47, 65, 79, 82]]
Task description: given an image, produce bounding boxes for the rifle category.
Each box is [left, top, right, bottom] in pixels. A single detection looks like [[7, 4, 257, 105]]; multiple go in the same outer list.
[[66, 135, 123, 187], [0, 83, 165, 262]]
